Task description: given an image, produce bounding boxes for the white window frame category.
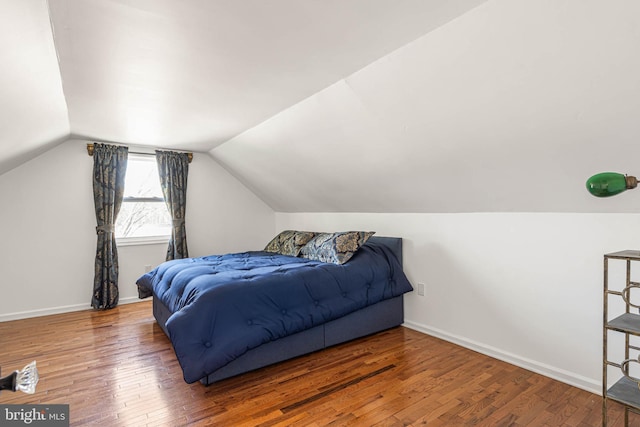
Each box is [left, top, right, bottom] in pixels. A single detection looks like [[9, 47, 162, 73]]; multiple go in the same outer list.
[[116, 234, 170, 247], [116, 154, 171, 247]]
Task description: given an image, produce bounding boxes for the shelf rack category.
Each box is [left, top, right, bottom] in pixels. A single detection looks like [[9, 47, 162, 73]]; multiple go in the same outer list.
[[603, 250, 640, 426]]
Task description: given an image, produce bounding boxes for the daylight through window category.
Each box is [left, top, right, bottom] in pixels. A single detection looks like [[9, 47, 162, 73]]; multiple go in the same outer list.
[[116, 154, 171, 240]]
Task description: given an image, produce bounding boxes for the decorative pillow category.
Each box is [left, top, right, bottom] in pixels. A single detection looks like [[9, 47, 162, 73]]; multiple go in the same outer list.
[[300, 231, 375, 265], [264, 230, 316, 257]]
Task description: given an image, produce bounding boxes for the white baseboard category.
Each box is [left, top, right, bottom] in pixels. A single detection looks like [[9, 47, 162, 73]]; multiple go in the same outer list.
[[402, 320, 601, 395], [0, 296, 141, 322]]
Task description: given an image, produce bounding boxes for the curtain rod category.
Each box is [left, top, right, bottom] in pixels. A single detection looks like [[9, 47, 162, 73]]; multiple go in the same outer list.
[[86, 143, 193, 163]]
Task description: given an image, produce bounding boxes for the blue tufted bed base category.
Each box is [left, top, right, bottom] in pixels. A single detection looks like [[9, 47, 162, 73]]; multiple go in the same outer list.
[[148, 236, 410, 385], [153, 292, 404, 385]]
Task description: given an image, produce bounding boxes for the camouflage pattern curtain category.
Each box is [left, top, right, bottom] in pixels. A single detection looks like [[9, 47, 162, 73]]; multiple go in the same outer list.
[[92, 143, 128, 309], [156, 150, 189, 260]]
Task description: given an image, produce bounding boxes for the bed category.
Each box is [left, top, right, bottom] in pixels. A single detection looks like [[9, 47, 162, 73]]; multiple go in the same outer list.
[[136, 234, 413, 385]]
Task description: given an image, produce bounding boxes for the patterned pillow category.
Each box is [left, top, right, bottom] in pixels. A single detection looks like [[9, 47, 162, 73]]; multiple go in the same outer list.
[[300, 231, 375, 265], [264, 230, 316, 257]]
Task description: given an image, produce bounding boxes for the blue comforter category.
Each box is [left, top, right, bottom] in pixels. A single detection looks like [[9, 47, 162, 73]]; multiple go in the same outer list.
[[136, 241, 413, 383]]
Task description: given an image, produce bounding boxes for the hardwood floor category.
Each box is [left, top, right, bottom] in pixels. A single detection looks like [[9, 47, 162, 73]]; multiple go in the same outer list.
[[0, 301, 626, 426]]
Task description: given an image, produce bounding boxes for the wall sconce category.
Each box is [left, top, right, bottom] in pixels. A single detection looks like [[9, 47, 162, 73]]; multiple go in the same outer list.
[[0, 361, 39, 394], [586, 172, 638, 197]]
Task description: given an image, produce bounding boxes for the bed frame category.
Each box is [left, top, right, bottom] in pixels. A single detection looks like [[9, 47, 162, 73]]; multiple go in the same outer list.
[[152, 236, 407, 385]]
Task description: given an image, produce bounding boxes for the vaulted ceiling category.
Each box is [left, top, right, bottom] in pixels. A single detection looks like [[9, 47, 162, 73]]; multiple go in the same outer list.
[[0, 0, 486, 173], [211, 0, 640, 213], [4, 0, 640, 213]]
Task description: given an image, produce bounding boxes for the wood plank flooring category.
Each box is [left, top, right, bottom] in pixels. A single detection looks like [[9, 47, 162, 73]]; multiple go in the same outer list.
[[0, 301, 627, 426]]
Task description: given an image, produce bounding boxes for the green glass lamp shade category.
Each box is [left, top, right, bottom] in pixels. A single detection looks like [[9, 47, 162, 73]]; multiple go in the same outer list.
[[586, 172, 638, 197]]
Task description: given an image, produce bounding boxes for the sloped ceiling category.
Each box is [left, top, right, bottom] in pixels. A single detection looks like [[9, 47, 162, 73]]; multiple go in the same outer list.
[[0, 0, 488, 177], [5, 0, 640, 213], [50, 0, 491, 154], [0, 0, 69, 175], [212, 0, 640, 212]]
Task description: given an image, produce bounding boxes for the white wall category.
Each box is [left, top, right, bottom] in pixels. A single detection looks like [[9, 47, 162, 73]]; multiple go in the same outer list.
[[275, 212, 640, 393], [0, 139, 274, 321]]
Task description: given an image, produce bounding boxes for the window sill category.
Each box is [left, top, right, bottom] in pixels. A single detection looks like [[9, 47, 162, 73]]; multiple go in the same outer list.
[[116, 236, 170, 247]]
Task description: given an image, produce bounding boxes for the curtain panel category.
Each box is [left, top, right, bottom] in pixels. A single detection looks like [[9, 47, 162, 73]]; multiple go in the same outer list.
[[156, 150, 189, 260], [92, 143, 128, 309]]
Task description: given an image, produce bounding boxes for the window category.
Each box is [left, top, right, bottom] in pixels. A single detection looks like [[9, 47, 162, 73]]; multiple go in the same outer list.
[[115, 154, 171, 244]]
